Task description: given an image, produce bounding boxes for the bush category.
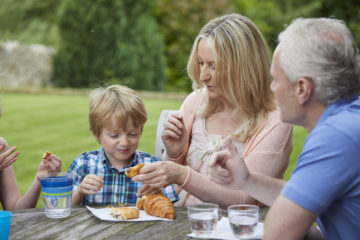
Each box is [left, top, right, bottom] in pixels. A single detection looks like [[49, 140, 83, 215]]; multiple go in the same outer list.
[[53, 0, 166, 90]]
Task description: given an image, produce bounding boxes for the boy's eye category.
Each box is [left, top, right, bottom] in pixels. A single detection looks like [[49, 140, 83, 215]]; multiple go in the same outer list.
[[109, 134, 119, 138], [198, 61, 204, 66], [210, 64, 215, 70], [128, 133, 138, 137]]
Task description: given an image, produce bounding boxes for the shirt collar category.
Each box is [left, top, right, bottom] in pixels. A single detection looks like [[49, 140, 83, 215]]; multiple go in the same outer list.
[[99, 147, 141, 172], [316, 96, 360, 127]]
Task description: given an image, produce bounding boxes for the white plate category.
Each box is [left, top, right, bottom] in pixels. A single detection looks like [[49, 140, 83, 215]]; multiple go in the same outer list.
[[86, 206, 173, 222]]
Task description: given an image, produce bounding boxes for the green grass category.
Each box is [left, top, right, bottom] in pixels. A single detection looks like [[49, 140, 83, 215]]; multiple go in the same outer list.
[[0, 93, 307, 208]]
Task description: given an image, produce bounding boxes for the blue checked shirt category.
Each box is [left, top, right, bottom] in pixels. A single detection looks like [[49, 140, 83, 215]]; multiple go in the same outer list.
[[67, 148, 178, 205]]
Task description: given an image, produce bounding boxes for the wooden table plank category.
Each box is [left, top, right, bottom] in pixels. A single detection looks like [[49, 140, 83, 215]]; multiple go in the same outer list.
[[10, 206, 198, 240]]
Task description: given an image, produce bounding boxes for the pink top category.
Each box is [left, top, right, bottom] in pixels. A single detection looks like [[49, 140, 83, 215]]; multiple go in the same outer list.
[[167, 90, 293, 209]]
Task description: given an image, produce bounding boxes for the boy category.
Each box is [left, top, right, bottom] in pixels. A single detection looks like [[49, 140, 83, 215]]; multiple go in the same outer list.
[[67, 85, 178, 205]]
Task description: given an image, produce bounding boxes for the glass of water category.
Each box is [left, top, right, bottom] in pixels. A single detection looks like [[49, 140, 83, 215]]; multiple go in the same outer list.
[[187, 203, 218, 237], [228, 204, 259, 239]]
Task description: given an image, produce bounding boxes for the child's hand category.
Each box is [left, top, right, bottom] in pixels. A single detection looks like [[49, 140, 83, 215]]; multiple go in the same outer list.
[[78, 174, 104, 195], [37, 153, 62, 179], [137, 184, 164, 196], [0, 144, 19, 171]]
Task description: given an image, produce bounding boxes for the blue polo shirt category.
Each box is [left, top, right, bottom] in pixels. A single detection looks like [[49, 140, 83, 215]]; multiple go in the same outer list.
[[281, 97, 360, 240]]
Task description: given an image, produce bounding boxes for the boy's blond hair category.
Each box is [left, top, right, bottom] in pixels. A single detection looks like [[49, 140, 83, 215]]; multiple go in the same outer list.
[[89, 85, 147, 138]]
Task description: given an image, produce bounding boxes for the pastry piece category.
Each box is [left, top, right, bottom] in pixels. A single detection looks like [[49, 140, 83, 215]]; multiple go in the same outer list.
[[125, 163, 145, 177], [109, 206, 139, 220], [136, 194, 175, 219], [42, 151, 51, 159]]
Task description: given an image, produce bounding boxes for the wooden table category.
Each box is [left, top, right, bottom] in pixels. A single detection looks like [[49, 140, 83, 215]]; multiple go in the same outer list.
[[9, 206, 226, 240]]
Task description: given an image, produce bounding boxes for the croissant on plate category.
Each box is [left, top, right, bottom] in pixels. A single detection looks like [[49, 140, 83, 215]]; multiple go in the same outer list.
[[109, 206, 139, 220], [136, 194, 175, 219]]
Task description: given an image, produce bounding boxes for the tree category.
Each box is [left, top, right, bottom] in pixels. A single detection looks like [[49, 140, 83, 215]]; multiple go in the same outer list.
[[0, 0, 61, 46], [154, 0, 233, 92], [53, 0, 166, 90]]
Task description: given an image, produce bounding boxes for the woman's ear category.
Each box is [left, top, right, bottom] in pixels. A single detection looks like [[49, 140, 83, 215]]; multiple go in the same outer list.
[[295, 77, 314, 105]]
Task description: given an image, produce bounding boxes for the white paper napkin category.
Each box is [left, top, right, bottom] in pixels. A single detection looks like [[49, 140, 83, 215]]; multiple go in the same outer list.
[[86, 206, 173, 222], [187, 217, 263, 239]]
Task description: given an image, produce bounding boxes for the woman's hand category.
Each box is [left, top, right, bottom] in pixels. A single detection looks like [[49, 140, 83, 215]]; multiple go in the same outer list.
[[0, 144, 19, 171], [36, 153, 62, 179], [78, 174, 104, 195], [137, 185, 164, 196], [161, 113, 187, 159], [209, 140, 249, 189], [132, 161, 188, 188]]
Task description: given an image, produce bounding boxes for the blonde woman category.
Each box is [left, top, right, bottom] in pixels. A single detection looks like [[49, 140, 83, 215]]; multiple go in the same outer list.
[[133, 13, 292, 209]]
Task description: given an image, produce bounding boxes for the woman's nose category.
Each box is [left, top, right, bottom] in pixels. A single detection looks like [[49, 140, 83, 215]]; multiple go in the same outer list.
[[200, 65, 211, 82]]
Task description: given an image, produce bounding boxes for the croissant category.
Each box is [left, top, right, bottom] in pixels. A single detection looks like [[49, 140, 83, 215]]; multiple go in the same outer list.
[[42, 151, 51, 159], [136, 194, 175, 220], [125, 163, 145, 178], [109, 206, 139, 220]]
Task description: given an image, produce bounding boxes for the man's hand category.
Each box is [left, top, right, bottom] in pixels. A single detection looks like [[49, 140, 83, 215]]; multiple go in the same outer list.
[[209, 139, 249, 189]]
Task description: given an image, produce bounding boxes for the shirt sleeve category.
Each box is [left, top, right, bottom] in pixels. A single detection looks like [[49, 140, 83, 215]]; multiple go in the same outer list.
[[162, 184, 179, 203], [281, 124, 359, 213], [67, 153, 87, 191]]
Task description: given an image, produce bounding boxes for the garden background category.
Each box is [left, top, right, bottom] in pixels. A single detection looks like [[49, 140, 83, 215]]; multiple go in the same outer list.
[[0, 0, 358, 208]]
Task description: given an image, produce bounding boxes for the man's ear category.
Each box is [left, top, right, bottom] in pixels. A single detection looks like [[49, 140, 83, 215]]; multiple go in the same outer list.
[[295, 77, 313, 105]]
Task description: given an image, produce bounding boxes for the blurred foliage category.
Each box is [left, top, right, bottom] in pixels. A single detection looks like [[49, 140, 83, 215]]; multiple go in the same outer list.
[[0, 0, 359, 91], [0, 0, 61, 46], [154, 0, 233, 92], [53, 0, 165, 90]]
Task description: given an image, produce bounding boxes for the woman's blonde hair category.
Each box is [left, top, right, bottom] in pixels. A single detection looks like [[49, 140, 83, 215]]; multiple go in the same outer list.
[[187, 13, 276, 141], [88, 85, 147, 138]]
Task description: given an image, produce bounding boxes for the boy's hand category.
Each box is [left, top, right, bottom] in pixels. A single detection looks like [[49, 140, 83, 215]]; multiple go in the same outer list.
[[78, 174, 104, 195], [137, 185, 164, 196]]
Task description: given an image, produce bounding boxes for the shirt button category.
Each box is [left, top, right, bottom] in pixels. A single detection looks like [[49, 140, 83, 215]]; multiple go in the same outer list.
[[117, 172, 121, 176], [116, 193, 119, 197]]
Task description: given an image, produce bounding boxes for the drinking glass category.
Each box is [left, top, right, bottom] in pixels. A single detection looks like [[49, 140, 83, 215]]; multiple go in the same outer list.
[[40, 172, 74, 218], [187, 203, 218, 237], [228, 204, 259, 239]]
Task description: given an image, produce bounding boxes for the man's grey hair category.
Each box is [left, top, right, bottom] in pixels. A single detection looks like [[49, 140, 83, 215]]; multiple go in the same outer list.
[[277, 18, 360, 105]]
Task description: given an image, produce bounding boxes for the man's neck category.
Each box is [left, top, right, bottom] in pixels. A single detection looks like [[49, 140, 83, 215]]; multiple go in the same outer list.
[[303, 102, 327, 133]]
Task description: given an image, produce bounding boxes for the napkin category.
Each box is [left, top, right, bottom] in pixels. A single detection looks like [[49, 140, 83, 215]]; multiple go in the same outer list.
[[187, 217, 263, 239], [86, 206, 173, 222]]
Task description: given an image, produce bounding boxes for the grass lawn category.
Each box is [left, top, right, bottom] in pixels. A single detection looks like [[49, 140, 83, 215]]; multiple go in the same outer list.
[[0, 92, 307, 208]]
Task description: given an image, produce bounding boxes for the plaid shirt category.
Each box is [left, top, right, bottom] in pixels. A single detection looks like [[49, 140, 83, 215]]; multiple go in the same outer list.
[[67, 147, 178, 205]]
